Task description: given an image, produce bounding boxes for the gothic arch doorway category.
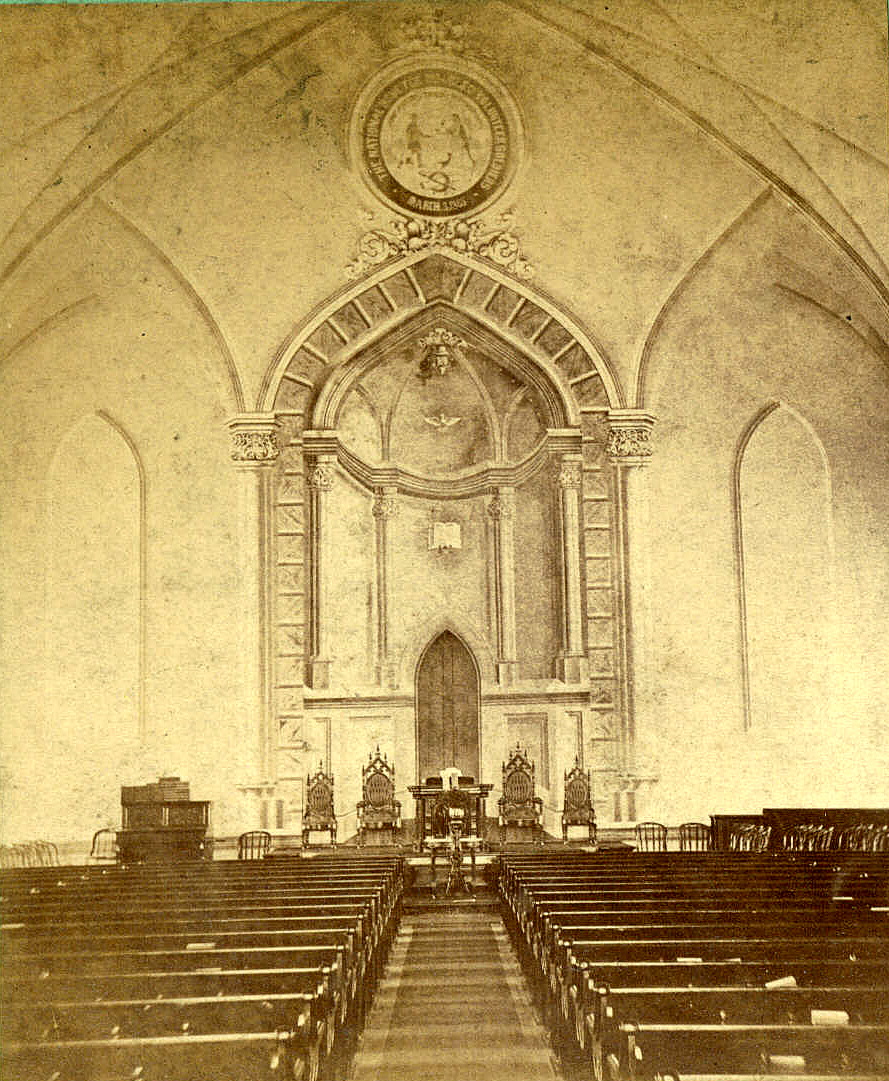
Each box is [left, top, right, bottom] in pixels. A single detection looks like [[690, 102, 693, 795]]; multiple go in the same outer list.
[[416, 631, 480, 781]]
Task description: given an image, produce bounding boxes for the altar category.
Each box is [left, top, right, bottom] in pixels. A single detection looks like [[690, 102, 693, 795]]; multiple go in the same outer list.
[[408, 778, 493, 849]]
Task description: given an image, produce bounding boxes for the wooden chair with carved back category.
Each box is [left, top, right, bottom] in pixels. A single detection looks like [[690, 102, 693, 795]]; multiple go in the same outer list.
[[561, 757, 596, 844], [678, 821, 711, 851], [302, 763, 337, 848], [237, 830, 271, 860], [498, 744, 544, 844], [634, 820, 668, 852], [356, 746, 401, 846]]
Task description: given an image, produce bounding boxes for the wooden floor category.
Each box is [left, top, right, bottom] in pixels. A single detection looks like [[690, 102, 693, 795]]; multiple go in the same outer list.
[[350, 910, 561, 1081]]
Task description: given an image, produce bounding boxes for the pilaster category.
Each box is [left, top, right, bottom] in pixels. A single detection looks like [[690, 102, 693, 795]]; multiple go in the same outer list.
[[227, 413, 279, 802], [608, 410, 656, 772], [487, 487, 518, 685], [555, 454, 589, 683], [372, 486, 398, 687]]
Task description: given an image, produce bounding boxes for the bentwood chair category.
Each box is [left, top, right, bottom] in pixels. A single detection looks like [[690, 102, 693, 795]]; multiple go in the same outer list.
[[634, 821, 668, 852], [89, 828, 118, 863], [238, 830, 271, 859], [678, 821, 711, 851]]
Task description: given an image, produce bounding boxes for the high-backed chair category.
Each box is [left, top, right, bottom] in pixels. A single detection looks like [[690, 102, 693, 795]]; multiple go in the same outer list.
[[498, 745, 544, 843], [782, 824, 834, 852], [634, 821, 668, 852], [678, 821, 711, 851], [302, 764, 337, 848], [89, 828, 118, 863], [238, 830, 271, 859], [730, 822, 771, 851], [357, 746, 401, 846], [561, 758, 596, 844], [836, 824, 869, 851]]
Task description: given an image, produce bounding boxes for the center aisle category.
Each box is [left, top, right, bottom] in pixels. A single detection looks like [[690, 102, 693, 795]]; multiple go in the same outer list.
[[349, 910, 562, 1081]]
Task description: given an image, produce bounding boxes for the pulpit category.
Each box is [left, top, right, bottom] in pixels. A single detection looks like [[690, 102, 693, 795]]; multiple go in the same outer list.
[[408, 776, 492, 850]]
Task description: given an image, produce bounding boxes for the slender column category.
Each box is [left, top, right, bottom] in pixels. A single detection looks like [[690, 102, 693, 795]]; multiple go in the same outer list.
[[307, 455, 336, 689], [372, 487, 398, 687], [607, 410, 655, 773], [556, 455, 588, 682], [487, 487, 518, 684], [227, 414, 279, 808]]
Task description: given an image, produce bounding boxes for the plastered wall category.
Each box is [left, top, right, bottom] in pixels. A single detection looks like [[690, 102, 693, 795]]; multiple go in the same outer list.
[[1, 1, 887, 843]]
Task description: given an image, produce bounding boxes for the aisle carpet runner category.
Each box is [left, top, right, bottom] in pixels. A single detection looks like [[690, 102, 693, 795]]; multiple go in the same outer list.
[[350, 911, 560, 1081]]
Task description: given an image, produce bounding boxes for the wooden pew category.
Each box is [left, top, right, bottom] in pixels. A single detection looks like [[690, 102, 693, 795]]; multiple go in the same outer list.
[[612, 1021, 889, 1080], [1, 854, 404, 1081], [499, 850, 889, 1081]]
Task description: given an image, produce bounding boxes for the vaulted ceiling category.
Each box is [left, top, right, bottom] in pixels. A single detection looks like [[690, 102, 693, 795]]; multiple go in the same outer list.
[[1, 0, 886, 410]]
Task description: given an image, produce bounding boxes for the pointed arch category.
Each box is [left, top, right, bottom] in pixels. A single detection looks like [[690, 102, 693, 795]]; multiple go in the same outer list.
[[44, 411, 145, 838], [396, 614, 496, 689], [636, 188, 772, 408], [415, 629, 481, 782], [733, 401, 835, 732], [259, 250, 623, 413]]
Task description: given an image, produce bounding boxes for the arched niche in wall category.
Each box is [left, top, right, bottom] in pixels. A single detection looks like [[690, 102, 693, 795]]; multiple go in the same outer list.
[[45, 412, 144, 836], [264, 252, 621, 693], [734, 402, 835, 734]]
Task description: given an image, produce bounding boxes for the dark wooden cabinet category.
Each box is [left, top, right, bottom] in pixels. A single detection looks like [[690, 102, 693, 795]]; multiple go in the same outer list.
[[116, 777, 211, 862]]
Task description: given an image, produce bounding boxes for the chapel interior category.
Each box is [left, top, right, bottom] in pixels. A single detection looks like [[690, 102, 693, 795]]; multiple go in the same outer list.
[[1, 2, 888, 1079]]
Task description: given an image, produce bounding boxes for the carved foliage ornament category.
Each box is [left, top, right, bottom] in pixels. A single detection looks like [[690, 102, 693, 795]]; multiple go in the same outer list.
[[392, 9, 469, 55], [372, 493, 399, 520], [230, 431, 278, 462], [558, 461, 582, 490], [347, 211, 533, 279], [607, 427, 653, 460], [308, 461, 335, 490], [487, 494, 515, 520]]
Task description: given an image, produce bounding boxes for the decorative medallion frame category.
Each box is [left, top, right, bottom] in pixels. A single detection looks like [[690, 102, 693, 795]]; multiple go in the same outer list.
[[348, 55, 525, 220]]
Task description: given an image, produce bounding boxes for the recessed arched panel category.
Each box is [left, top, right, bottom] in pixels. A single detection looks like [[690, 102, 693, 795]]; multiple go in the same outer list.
[[45, 412, 143, 832], [735, 403, 834, 731], [415, 631, 480, 781]]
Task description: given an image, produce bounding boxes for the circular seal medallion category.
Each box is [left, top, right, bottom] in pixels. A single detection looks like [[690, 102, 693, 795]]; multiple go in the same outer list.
[[351, 61, 521, 218]]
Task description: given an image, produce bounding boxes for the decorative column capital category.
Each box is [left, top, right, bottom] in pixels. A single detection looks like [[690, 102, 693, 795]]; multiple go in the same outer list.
[[227, 413, 280, 463], [558, 456, 583, 490], [487, 488, 515, 520], [607, 410, 656, 464], [372, 488, 399, 520], [308, 460, 336, 491]]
